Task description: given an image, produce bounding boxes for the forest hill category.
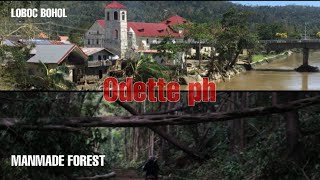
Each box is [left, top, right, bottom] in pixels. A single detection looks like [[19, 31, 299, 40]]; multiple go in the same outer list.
[[103, 77, 216, 106]]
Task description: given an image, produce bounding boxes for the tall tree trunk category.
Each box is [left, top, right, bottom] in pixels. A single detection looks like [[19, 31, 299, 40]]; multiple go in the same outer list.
[[116, 100, 203, 159], [228, 93, 236, 154], [271, 92, 278, 131], [133, 128, 139, 161], [124, 128, 128, 161], [229, 50, 241, 69], [239, 92, 248, 151], [284, 92, 304, 163], [229, 92, 245, 153], [150, 131, 154, 157], [198, 43, 202, 67]]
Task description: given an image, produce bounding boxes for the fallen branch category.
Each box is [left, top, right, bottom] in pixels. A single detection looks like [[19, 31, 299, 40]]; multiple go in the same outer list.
[[1, 95, 320, 128], [142, 105, 188, 115], [0, 124, 89, 136], [2, 95, 320, 160], [74, 172, 116, 180]]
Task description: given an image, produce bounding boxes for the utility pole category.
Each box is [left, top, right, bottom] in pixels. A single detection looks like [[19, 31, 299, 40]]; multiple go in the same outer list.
[[49, 22, 51, 40], [83, 34, 85, 47], [4, 21, 7, 34], [304, 22, 307, 40]]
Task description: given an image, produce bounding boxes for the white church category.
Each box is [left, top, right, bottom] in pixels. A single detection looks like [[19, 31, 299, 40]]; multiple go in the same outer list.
[[84, 1, 188, 58]]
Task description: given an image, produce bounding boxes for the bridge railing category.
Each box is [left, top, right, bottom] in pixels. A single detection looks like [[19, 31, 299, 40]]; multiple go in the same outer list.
[[261, 39, 320, 44]]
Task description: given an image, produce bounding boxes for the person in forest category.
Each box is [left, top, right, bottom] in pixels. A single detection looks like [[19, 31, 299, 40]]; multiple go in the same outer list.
[[142, 156, 159, 180]]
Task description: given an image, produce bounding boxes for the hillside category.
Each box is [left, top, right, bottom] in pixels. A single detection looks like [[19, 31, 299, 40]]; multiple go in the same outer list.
[[34, 1, 235, 29], [4, 1, 320, 38]]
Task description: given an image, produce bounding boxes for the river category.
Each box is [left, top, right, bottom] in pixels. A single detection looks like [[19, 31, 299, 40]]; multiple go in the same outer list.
[[216, 51, 320, 90]]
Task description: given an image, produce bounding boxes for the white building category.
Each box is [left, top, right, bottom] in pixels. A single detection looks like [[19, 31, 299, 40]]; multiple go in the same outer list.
[[85, 1, 187, 58]]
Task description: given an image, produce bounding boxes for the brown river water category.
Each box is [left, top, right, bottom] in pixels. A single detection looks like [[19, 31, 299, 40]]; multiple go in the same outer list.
[[216, 51, 320, 91]]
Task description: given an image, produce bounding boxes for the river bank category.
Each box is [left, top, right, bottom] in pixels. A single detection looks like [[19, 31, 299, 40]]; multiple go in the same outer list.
[[179, 50, 293, 85], [213, 50, 293, 83], [216, 49, 320, 90], [250, 50, 292, 68]]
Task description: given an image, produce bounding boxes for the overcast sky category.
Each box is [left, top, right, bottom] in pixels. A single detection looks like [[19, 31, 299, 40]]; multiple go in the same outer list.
[[232, 1, 320, 7]]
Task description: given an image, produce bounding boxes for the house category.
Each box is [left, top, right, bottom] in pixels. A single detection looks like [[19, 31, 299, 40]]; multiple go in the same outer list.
[[0, 36, 25, 46], [57, 36, 71, 44], [81, 47, 116, 81], [37, 32, 48, 39], [0, 35, 69, 47], [84, 1, 187, 58], [85, 20, 106, 48], [27, 44, 88, 83]]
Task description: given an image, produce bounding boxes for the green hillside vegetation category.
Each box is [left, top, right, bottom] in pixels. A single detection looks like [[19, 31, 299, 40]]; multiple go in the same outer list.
[[3, 1, 320, 39]]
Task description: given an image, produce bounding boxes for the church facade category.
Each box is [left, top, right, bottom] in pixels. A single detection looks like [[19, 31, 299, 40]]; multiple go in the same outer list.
[[84, 1, 187, 58]]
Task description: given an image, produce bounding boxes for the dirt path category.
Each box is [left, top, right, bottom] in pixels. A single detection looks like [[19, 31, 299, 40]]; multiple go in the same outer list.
[[113, 169, 144, 180]]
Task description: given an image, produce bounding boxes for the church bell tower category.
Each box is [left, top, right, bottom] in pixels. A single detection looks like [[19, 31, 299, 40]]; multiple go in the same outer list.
[[105, 1, 128, 58]]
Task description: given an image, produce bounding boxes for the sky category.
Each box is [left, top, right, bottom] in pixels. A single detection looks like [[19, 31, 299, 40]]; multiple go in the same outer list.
[[232, 1, 320, 7]]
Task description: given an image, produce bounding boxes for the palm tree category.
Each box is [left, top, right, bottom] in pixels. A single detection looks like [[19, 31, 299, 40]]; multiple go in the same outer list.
[[126, 54, 170, 82], [30, 61, 76, 90]]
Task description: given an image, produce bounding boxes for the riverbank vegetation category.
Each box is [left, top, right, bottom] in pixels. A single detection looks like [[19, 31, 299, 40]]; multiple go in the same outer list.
[[251, 53, 285, 63], [251, 54, 274, 63]]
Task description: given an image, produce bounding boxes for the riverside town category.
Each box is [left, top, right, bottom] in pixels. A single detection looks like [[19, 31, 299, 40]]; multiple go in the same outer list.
[[2, 1, 320, 180], [2, 1, 320, 91]]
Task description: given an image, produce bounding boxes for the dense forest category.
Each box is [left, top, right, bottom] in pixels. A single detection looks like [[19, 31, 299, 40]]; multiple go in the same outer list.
[[1, 91, 320, 179], [4, 1, 320, 39]]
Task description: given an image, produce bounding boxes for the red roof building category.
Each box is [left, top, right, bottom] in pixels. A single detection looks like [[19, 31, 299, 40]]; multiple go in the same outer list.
[[96, 20, 106, 28], [127, 22, 183, 37], [95, 18, 185, 38], [37, 32, 48, 39], [105, 1, 127, 9], [85, 1, 188, 57], [161, 15, 188, 26]]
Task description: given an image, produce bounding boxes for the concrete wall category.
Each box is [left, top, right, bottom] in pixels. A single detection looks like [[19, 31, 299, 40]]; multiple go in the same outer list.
[[134, 36, 184, 50], [89, 51, 114, 61], [86, 66, 109, 77], [128, 28, 137, 49], [187, 46, 214, 58], [85, 22, 105, 48]]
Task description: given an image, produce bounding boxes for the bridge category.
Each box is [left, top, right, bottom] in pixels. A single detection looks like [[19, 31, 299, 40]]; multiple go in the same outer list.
[[261, 39, 320, 71], [150, 39, 320, 71]]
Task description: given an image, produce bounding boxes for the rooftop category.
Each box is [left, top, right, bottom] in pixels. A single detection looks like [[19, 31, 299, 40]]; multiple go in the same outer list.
[[27, 45, 87, 64], [128, 22, 182, 37], [161, 15, 187, 26], [81, 47, 115, 56], [105, 1, 127, 9]]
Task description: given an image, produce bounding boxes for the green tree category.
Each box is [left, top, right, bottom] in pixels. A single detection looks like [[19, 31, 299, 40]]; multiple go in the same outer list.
[[181, 23, 215, 67], [0, 92, 113, 179], [0, 46, 33, 90], [69, 30, 83, 46], [30, 61, 76, 90], [215, 8, 258, 70], [257, 23, 285, 40], [155, 36, 188, 74], [126, 55, 170, 82]]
